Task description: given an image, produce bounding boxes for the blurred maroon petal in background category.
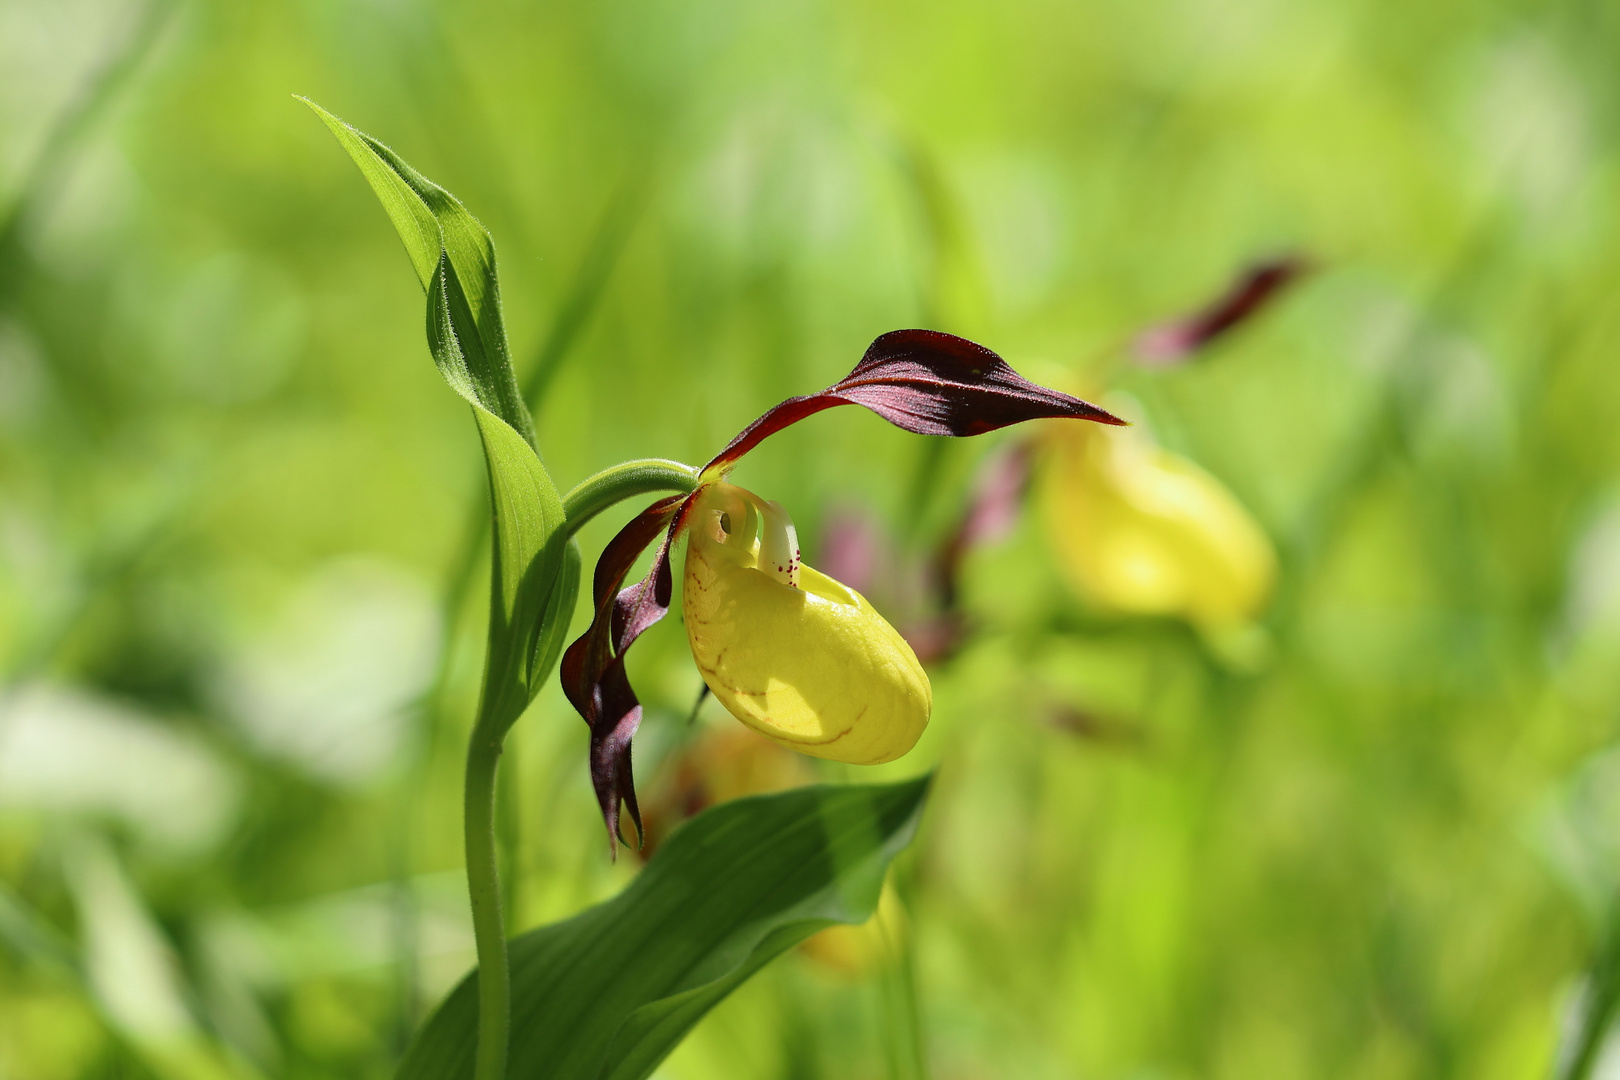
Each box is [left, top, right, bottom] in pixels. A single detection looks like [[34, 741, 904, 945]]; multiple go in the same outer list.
[[939, 440, 1036, 599], [934, 441, 1034, 611], [818, 506, 891, 600], [1133, 255, 1309, 367]]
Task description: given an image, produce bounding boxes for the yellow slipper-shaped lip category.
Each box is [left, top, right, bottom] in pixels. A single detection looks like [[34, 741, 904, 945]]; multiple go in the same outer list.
[[683, 483, 931, 765]]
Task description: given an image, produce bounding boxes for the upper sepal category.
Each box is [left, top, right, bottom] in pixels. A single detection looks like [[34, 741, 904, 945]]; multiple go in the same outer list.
[[702, 329, 1123, 479]]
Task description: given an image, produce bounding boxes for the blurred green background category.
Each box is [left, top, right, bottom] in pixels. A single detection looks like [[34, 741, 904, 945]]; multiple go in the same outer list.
[[6, 0, 1620, 1077]]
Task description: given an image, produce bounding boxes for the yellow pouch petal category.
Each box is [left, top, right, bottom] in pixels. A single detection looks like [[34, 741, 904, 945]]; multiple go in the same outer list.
[[1043, 423, 1276, 628], [683, 483, 931, 765]]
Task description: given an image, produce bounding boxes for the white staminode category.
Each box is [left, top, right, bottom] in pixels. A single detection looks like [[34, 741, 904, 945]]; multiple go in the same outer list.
[[756, 497, 801, 588]]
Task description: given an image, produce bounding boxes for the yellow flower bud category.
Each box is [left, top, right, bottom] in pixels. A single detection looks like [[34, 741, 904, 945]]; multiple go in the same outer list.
[[683, 483, 931, 764], [1043, 421, 1275, 630]]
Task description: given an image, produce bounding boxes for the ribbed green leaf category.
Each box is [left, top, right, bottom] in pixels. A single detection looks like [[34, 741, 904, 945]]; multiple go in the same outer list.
[[396, 777, 932, 1080], [303, 97, 537, 451], [534, 538, 584, 687], [306, 100, 568, 730], [469, 408, 570, 729]]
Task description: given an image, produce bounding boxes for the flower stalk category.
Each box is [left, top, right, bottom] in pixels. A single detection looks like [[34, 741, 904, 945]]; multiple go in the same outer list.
[[564, 459, 700, 535], [461, 460, 698, 1080], [464, 736, 508, 1080]]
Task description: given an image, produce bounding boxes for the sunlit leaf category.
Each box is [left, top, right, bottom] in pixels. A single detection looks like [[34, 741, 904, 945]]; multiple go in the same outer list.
[[532, 538, 583, 687], [306, 100, 568, 732], [471, 408, 570, 730], [395, 776, 932, 1080], [303, 97, 536, 450]]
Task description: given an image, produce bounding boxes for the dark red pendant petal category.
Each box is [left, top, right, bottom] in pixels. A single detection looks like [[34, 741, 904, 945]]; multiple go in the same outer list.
[[560, 493, 693, 856]]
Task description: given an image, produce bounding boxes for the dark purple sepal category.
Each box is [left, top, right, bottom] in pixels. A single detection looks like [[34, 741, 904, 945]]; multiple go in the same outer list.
[[561, 493, 691, 857], [1134, 256, 1309, 366], [702, 329, 1123, 478]]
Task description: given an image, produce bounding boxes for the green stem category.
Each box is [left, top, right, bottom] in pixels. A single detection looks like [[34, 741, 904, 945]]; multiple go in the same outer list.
[[563, 458, 700, 534], [457, 456, 697, 1080], [465, 737, 508, 1080]]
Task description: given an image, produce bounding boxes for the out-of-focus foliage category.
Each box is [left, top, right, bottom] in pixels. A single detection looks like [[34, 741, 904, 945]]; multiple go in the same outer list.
[[4, 0, 1620, 1077], [1040, 419, 1276, 639]]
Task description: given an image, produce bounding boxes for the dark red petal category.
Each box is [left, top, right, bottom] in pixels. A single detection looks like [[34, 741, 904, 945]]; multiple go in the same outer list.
[[560, 494, 692, 856], [584, 495, 686, 619], [587, 660, 646, 851], [610, 537, 674, 656], [702, 329, 1123, 477], [1134, 256, 1309, 366], [563, 496, 683, 711]]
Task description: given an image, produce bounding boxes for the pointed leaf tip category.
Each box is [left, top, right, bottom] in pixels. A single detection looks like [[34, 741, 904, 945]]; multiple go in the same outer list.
[[306, 101, 537, 447]]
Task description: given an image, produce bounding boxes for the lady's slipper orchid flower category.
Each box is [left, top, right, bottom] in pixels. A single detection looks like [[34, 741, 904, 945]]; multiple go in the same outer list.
[[562, 329, 1123, 852], [683, 482, 932, 764], [1042, 418, 1276, 635]]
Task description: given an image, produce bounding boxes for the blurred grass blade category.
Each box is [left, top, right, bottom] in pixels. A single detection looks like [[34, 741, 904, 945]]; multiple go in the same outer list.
[[0, 879, 82, 978], [1557, 915, 1620, 1080], [0, 0, 174, 282], [396, 777, 932, 1080], [65, 835, 252, 1080], [522, 171, 651, 410], [892, 136, 985, 334]]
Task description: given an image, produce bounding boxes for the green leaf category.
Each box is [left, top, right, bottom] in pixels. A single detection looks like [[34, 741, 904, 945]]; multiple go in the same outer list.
[[305, 99, 565, 732], [396, 776, 932, 1080], [533, 537, 583, 685], [303, 97, 536, 449], [471, 408, 569, 732]]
